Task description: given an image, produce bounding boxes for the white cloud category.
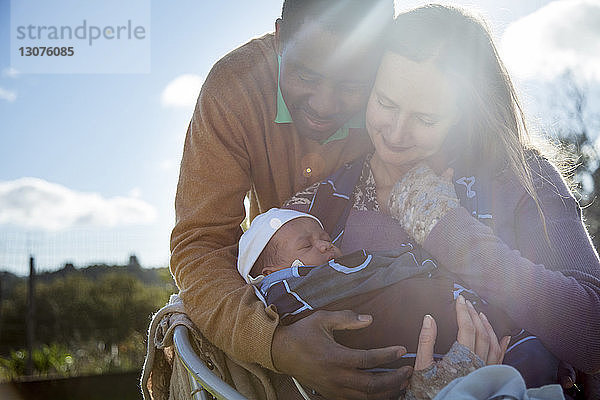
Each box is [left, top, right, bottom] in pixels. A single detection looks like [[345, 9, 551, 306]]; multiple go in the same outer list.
[[2, 67, 20, 78], [0, 87, 17, 102], [158, 159, 177, 171], [128, 187, 142, 198], [0, 178, 157, 231], [161, 74, 204, 109], [501, 0, 600, 82]]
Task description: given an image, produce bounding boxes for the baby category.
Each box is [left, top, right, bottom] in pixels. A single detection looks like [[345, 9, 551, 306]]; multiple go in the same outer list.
[[238, 208, 449, 326], [238, 209, 560, 389], [237, 208, 520, 361], [238, 208, 341, 285], [237, 210, 560, 399]]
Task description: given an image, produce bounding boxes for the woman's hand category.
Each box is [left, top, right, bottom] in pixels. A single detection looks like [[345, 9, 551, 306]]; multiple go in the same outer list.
[[406, 295, 511, 399], [414, 294, 510, 371], [456, 295, 511, 365], [388, 163, 459, 245]]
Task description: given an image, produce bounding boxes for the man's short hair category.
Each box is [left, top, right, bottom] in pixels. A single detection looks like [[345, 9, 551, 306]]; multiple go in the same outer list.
[[279, 0, 393, 47]]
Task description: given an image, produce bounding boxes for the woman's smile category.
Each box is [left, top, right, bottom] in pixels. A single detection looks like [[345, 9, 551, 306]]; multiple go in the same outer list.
[[380, 135, 415, 152]]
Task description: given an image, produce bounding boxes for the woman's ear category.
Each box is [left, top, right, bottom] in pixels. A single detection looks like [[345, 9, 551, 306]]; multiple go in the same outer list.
[[449, 102, 462, 127], [451, 112, 462, 127]]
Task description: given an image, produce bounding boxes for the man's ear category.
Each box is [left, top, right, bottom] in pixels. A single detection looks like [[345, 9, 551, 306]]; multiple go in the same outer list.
[[262, 265, 281, 276], [275, 18, 283, 56]]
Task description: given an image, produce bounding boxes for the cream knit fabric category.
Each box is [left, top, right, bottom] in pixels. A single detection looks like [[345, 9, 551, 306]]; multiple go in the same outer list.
[[388, 163, 459, 245]]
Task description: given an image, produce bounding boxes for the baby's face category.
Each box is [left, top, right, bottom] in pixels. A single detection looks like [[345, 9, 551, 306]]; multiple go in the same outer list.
[[272, 217, 342, 269]]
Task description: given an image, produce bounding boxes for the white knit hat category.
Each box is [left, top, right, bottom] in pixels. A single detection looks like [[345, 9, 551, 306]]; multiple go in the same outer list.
[[237, 208, 323, 284]]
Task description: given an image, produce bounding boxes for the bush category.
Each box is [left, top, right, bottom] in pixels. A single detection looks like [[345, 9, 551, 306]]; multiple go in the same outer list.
[[0, 268, 174, 380]]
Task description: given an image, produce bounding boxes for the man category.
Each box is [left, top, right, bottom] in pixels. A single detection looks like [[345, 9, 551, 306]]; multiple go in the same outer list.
[[170, 1, 411, 398]]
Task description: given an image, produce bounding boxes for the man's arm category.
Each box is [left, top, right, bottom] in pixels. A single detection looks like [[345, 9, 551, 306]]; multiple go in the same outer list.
[[171, 80, 280, 368]]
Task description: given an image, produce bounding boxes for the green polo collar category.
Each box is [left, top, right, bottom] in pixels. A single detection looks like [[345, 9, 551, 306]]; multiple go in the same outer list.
[[274, 55, 365, 145]]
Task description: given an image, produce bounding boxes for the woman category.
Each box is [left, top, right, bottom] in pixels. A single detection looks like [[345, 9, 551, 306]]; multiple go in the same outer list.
[[284, 3, 600, 391]]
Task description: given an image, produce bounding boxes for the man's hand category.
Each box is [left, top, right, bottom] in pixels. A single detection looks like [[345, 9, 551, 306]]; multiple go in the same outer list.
[[272, 310, 412, 400]]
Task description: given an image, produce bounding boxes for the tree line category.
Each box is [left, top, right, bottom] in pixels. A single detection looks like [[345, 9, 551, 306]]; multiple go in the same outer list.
[[0, 261, 175, 380]]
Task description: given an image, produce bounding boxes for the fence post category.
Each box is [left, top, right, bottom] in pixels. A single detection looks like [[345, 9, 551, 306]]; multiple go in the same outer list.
[[0, 275, 3, 340], [26, 255, 35, 376]]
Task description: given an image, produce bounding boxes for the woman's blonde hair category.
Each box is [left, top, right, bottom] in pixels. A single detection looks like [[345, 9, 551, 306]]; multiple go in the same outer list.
[[388, 4, 554, 232]]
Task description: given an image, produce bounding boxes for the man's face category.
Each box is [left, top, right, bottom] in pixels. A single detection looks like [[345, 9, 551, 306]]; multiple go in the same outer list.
[[277, 22, 380, 141]]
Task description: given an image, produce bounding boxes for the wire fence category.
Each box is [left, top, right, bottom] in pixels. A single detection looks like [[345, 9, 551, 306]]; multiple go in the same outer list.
[[0, 229, 164, 276]]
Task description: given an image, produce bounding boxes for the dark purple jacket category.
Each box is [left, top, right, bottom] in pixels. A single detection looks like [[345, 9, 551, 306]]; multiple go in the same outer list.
[[340, 157, 600, 374]]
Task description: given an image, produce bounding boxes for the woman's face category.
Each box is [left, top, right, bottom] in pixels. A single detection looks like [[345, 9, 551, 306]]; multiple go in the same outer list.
[[366, 52, 460, 173]]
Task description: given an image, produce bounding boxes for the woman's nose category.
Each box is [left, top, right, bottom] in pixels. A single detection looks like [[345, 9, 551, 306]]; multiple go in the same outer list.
[[386, 113, 411, 143]]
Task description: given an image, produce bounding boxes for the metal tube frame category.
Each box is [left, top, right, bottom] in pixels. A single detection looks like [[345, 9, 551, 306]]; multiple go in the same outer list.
[[172, 325, 248, 400]]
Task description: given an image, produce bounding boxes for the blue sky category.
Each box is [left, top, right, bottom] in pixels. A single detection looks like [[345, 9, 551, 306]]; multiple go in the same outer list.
[[1, 0, 598, 275]]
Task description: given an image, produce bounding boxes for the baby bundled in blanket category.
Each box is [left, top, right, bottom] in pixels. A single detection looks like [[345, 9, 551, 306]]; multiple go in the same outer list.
[[236, 208, 523, 399], [237, 208, 513, 357]]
